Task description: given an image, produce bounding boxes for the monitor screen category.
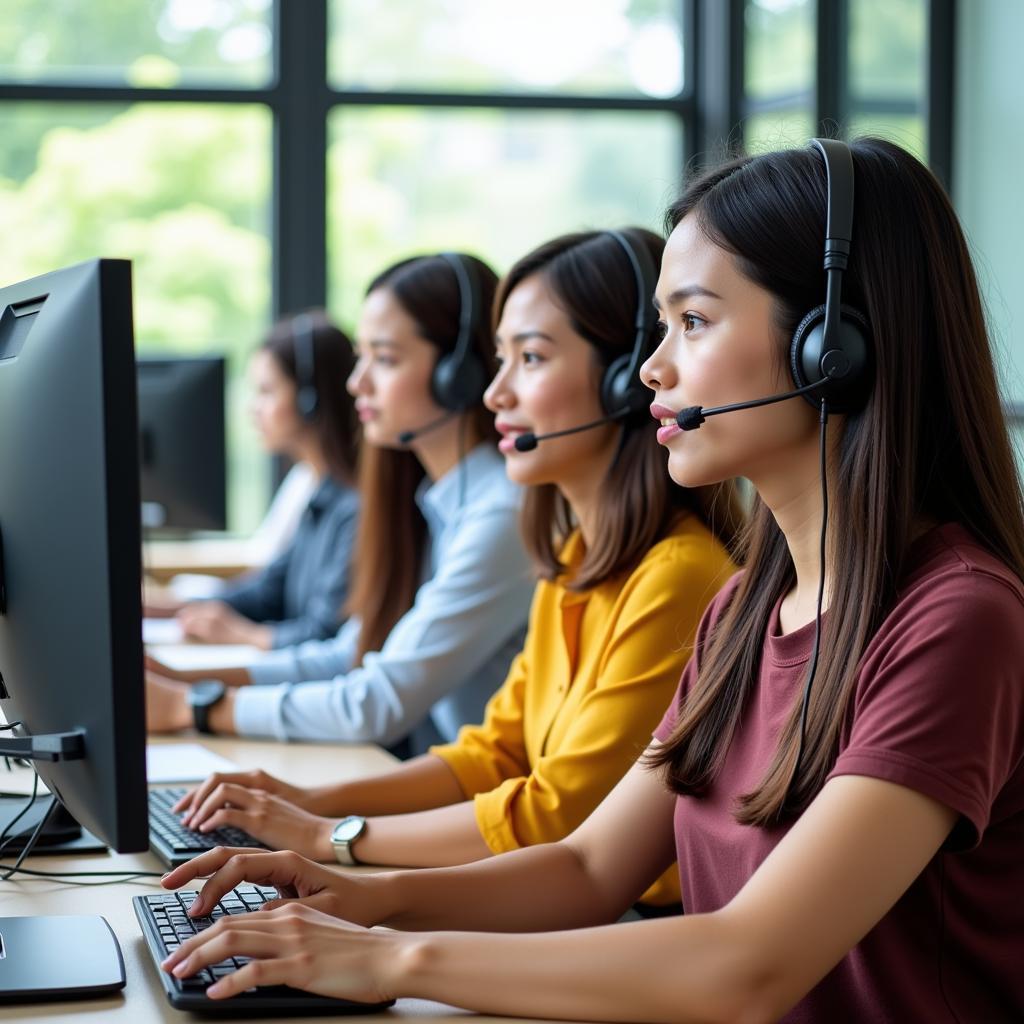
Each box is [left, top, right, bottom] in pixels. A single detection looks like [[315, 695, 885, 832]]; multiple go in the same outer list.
[[137, 355, 227, 532], [0, 258, 147, 853]]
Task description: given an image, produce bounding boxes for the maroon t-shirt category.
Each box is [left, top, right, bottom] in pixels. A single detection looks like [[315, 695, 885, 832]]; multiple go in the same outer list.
[[654, 523, 1024, 1023]]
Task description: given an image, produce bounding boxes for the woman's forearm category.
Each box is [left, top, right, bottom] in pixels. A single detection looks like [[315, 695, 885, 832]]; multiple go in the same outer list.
[[307, 754, 466, 817], [353, 801, 491, 867], [390, 914, 754, 1024], [367, 841, 627, 934]]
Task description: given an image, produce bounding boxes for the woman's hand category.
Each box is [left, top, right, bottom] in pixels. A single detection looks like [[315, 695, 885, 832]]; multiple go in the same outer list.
[[160, 847, 385, 924], [161, 901, 401, 1004], [175, 769, 324, 819], [177, 601, 272, 649], [177, 779, 337, 861]]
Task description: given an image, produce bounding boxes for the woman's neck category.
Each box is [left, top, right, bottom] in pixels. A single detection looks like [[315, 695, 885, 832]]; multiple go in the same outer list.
[[412, 414, 483, 483], [556, 434, 621, 549], [290, 439, 329, 482], [752, 433, 833, 634]]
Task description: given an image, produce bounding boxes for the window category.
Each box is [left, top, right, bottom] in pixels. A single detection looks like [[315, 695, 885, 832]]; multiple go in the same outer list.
[[328, 106, 681, 322], [742, 0, 932, 165], [0, 0, 954, 533], [744, 0, 815, 151], [0, 102, 272, 530], [0, 0, 272, 87], [329, 0, 685, 97]]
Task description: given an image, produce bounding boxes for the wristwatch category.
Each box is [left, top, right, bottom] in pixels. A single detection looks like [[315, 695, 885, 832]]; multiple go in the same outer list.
[[187, 679, 227, 734], [330, 815, 367, 866]]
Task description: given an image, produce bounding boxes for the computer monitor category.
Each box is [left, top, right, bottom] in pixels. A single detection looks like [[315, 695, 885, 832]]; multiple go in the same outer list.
[[137, 355, 227, 531], [0, 258, 147, 1000]]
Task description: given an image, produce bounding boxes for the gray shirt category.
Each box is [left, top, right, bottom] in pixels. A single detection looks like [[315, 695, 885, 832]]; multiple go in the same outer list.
[[235, 444, 533, 748], [219, 476, 359, 649]]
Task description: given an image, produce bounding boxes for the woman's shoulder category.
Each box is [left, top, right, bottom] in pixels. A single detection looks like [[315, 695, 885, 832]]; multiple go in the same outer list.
[[890, 522, 1024, 630], [637, 512, 739, 579], [459, 443, 523, 515]]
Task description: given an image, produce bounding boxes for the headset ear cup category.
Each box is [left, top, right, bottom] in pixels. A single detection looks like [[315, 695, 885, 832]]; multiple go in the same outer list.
[[790, 305, 826, 392], [600, 354, 632, 417], [296, 387, 318, 421], [431, 351, 487, 412], [790, 304, 871, 410]]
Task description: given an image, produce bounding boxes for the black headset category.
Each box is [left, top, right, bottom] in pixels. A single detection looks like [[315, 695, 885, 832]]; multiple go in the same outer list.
[[600, 229, 661, 418], [789, 139, 873, 794], [788, 138, 872, 412], [430, 253, 488, 412], [290, 311, 319, 421]]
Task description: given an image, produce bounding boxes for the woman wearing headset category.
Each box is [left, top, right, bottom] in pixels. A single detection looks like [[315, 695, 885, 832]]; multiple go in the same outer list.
[[169, 231, 738, 913], [161, 139, 1024, 1021], [146, 254, 536, 755], [147, 312, 360, 650]]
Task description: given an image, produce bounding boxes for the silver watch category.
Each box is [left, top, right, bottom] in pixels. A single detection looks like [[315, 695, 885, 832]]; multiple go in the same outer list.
[[330, 815, 367, 866]]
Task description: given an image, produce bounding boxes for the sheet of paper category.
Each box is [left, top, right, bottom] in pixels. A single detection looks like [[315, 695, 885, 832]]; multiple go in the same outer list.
[[143, 617, 184, 645], [148, 643, 260, 672], [146, 743, 240, 784]]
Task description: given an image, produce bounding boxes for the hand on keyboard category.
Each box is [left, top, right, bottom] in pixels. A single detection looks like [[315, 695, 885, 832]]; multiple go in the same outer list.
[[175, 768, 320, 820], [160, 846, 380, 925], [175, 779, 335, 861], [160, 899, 397, 1004]]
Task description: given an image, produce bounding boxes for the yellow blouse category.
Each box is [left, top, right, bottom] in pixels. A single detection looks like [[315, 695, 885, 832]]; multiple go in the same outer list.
[[430, 512, 736, 906]]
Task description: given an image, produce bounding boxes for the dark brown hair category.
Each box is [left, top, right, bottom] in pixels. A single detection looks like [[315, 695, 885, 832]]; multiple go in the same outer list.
[[262, 309, 359, 485], [346, 254, 500, 665], [496, 229, 744, 589], [648, 138, 1024, 826]]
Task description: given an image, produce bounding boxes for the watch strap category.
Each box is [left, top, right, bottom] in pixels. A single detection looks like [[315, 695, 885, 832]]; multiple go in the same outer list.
[[190, 679, 226, 735]]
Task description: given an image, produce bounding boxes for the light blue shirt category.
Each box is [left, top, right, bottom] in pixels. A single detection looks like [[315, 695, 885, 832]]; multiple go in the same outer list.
[[234, 443, 534, 748]]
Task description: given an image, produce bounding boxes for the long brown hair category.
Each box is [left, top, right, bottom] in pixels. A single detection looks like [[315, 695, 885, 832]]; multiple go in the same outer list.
[[262, 310, 359, 484], [496, 229, 744, 589], [346, 254, 499, 665], [649, 138, 1024, 826]]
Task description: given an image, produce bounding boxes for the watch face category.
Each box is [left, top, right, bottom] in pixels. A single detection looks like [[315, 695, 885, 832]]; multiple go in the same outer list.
[[333, 817, 365, 843], [189, 680, 225, 708]]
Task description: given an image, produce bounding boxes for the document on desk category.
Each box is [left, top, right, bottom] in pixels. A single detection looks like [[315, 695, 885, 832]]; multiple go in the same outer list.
[[143, 617, 185, 645], [147, 743, 240, 784], [149, 643, 261, 671]]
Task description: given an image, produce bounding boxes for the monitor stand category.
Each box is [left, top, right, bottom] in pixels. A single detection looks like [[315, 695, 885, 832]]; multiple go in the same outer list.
[[0, 916, 126, 1002], [0, 794, 107, 854]]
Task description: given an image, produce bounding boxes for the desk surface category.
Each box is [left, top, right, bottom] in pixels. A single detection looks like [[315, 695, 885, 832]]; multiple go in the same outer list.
[[144, 538, 259, 582], [1, 737, 544, 1024]]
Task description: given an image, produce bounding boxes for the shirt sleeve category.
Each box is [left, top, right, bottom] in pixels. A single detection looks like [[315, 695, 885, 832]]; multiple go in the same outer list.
[[431, 650, 532, 798], [246, 616, 361, 688], [232, 505, 534, 746], [267, 494, 358, 649], [470, 541, 734, 853], [218, 553, 289, 623], [827, 570, 1024, 850]]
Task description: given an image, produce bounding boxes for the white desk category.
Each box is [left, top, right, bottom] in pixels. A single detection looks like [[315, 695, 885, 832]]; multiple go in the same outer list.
[[1, 737, 544, 1024]]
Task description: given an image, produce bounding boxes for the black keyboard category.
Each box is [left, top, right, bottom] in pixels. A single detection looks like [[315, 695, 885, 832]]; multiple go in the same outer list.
[[149, 787, 266, 869], [134, 885, 394, 1013]]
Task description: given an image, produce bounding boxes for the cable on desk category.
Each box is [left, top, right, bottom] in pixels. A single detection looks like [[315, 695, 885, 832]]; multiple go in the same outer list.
[[0, 863, 164, 885], [0, 769, 39, 853], [0, 768, 164, 884], [0, 790, 58, 879]]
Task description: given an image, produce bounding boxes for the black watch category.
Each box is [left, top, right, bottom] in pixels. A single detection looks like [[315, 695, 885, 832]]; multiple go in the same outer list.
[[187, 679, 227, 734]]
